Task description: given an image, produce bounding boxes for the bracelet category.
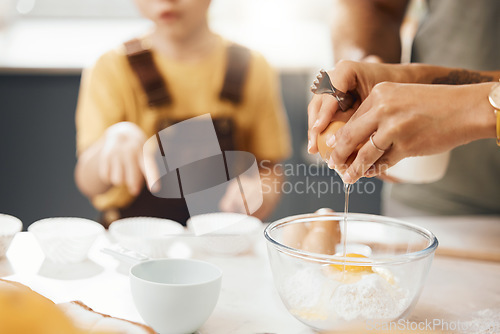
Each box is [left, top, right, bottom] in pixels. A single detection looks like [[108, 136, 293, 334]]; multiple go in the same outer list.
[[496, 109, 500, 146], [488, 82, 500, 146]]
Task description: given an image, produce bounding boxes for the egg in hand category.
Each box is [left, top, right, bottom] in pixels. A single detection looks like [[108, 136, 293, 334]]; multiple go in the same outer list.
[[317, 121, 366, 169]]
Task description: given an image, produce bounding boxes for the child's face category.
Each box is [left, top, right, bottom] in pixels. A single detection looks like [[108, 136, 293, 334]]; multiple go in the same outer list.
[[134, 0, 211, 38]]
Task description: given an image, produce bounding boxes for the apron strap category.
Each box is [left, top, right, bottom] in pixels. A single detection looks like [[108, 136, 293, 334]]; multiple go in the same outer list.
[[124, 39, 251, 106], [106, 40, 251, 227], [219, 43, 251, 104], [124, 38, 172, 107]]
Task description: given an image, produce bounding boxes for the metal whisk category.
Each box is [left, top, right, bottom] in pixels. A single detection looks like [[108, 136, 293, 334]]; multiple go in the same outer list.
[[310, 69, 355, 112]]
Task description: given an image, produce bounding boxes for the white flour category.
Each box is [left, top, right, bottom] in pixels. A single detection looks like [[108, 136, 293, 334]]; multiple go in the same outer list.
[[462, 308, 500, 334], [283, 267, 409, 322], [331, 273, 409, 321], [282, 267, 338, 310]]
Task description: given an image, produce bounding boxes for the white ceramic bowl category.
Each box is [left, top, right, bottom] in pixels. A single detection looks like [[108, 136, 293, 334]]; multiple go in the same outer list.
[[28, 217, 104, 264], [187, 213, 262, 256], [109, 217, 185, 258], [130, 258, 222, 334], [0, 214, 23, 258]]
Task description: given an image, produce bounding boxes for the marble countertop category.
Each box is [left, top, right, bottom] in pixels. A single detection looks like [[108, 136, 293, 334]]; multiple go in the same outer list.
[[3, 231, 312, 334], [2, 215, 499, 333]]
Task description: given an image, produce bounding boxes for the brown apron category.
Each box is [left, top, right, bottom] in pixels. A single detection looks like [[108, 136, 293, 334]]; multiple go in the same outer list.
[[100, 38, 251, 227]]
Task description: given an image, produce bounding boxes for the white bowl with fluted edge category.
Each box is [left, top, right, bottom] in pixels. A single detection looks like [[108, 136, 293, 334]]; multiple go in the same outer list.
[[0, 214, 23, 258], [28, 217, 104, 264], [109, 217, 185, 258], [187, 213, 262, 256]]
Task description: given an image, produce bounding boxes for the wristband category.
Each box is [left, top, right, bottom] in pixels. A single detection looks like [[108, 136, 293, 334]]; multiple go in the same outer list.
[[488, 82, 500, 146]]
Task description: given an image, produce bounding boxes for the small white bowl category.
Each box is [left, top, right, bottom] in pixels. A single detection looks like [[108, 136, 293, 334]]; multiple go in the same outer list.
[[28, 217, 104, 264], [187, 213, 262, 256], [0, 214, 23, 258], [130, 258, 222, 334], [109, 217, 185, 258]]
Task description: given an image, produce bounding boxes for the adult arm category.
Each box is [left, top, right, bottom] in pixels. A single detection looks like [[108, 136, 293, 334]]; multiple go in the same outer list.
[[307, 62, 500, 183], [308, 61, 500, 156], [330, 0, 409, 63]]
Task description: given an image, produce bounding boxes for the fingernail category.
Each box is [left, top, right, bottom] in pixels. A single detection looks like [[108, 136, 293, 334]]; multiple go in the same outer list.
[[343, 170, 353, 184], [327, 156, 335, 169], [326, 134, 336, 148], [312, 119, 320, 128], [364, 165, 376, 177], [151, 182, 161, 194]]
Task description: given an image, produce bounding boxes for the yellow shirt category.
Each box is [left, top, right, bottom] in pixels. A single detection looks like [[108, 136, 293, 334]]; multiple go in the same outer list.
[[76, 35, 291, 211]]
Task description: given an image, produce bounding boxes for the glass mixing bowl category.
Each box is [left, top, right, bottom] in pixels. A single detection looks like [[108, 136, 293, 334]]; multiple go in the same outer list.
[[264, 212, 438, 332]]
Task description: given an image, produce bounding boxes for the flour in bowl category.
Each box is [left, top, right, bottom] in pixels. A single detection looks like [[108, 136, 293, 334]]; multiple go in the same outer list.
[[282, 266, 338, 310], [331, 273, 409, 321], [282, 266, 409, 323]]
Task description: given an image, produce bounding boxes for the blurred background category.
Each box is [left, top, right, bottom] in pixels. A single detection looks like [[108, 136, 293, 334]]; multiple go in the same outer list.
[[0, 0, 425, 229]]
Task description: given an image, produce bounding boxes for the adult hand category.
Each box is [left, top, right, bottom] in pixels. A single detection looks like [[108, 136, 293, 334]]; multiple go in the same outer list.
[[307, 61, 409, 156], [99, 121, 147, 195], [329, 82, 497, 184]]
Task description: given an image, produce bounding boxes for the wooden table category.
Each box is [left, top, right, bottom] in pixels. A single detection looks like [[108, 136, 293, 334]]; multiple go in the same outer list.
[[1, 216, 499, 334]]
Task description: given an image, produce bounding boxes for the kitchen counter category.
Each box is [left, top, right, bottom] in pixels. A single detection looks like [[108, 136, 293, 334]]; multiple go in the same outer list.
[[2, 215, 499, 333]]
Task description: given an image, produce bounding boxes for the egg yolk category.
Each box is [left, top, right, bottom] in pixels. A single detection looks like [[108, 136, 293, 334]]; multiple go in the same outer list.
[[330, 253, 373, 273]]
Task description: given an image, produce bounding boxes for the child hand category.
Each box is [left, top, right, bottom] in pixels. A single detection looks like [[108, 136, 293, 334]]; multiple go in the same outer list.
[[99, 122, 147, 195], [219, 175, 263, 216]]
